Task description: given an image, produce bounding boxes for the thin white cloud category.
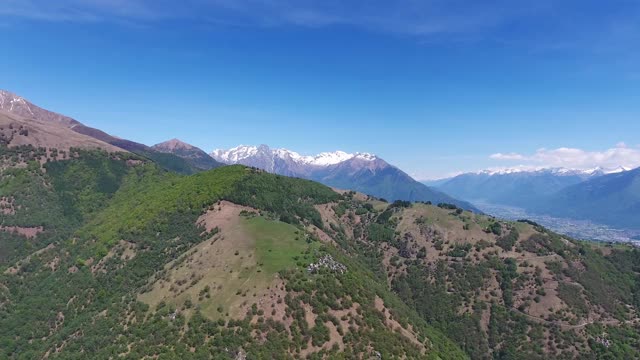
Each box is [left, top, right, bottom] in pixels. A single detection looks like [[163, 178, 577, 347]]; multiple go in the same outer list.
[[1, 0, 639, 66], [0, 0, 184, 22], [489, 143, 640, 170], [490, 152, 525, 161], [0, 0, 610, 37]]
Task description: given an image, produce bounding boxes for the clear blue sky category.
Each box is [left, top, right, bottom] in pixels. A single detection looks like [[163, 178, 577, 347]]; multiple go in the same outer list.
[[1, 1, 639, 179]]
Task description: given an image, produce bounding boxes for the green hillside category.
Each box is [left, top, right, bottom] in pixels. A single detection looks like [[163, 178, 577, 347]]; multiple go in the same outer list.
[[0, 148, 465, 359], [307, 196, 640, 359], [1, 146, 639, 359]]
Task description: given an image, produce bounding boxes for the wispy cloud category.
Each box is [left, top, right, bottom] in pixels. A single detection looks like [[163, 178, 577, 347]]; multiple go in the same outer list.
[[2, 0, 639, 61], [0, 0, 182, 22], [489, 143, 640, 170], [0, 1, 609, 36], [2, 0, 638, 58], [490, 152, 525, 161]]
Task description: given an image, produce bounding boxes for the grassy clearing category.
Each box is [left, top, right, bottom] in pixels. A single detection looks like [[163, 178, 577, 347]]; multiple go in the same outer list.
[[473, 212, 495, 229], [139, 215, 314, 320], [370, 199, 389, 212], [245, 216, 309, 275]]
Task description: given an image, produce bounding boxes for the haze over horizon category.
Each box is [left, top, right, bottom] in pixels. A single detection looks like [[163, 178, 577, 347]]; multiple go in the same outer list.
[[2, 0, 639, 179]]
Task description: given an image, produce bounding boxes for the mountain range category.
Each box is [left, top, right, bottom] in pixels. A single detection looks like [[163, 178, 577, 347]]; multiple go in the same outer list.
[[534, 167, 640, 229], [434, 166, 640, 229], [0, 90, 217, 174], [1, 89, 640, 358], [211, 145, 480, 211], [0, 90, 477, 211], [4, 89, 638, 231]]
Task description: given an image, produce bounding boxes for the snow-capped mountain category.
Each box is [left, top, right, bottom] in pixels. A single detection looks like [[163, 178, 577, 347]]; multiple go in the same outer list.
[[211, 145, 377, 168], [211, 144, 479, 211], [473, 166, 631, 177], [211, 145, 386, 180], [583, 166, 631, 176], [0, 90, 80, 128], [432, 165, 635, 210], [534, 167, 640, 229]]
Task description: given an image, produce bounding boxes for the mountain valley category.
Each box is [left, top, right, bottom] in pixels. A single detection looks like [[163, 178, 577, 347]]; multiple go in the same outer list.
[[433, 167, 640, 236], [4, 3, 638, 358]]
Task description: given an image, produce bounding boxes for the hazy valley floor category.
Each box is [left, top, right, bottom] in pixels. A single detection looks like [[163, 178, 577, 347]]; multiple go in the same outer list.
[[473, 201, 640, 244]]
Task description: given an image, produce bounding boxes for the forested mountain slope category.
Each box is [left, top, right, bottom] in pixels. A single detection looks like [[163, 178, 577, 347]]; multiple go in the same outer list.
[[313, 198, 640, 359], [0, 148, 465, 359], [0, 132, 638, 358]]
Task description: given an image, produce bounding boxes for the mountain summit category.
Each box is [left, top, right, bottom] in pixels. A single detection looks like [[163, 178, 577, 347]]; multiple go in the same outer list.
[[152, 139, 223, 170], [211, 145, 378, 174], [152, 138, 197, 151], [0, 90, 202, 174], [212, 144, 479, 211], [0, 90, 80, 128]]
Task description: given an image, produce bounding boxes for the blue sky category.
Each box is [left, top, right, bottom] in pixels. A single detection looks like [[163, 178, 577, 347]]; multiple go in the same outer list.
[[1, 0, 640, 179]]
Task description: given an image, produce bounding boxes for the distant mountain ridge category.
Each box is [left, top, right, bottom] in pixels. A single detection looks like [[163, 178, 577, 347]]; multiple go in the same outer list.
[[0, 109, 124, 153], [212, 144, 480, 211], [473, 166, 630, 176], [0, 90, 200, 174], [0, 89, 476, 209], [0, 90, 80, 128], [434, 166, 640, 230], [534, 167, 640, 229], [435, 166, 633, 206], [212, 145, 377, 167], [152, 138, 223, 171], [435, 168, 596, 208]]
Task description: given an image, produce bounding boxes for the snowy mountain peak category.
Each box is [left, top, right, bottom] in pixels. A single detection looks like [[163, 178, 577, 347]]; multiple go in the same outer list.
[[0, 89, 79, 127], [596, 166, 631, 174], [211, 145, 260, 163], [210, 145, 377, 167], [474, 166, 631, 177], [0, 90, 29, 112], [0, 90, 20, 101], [304, 151, 357, 166]]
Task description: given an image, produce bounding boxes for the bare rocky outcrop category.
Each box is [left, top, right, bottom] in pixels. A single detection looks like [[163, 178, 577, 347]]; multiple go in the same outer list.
[[0, 111, 124, 153], [306, 254, 347, 274]]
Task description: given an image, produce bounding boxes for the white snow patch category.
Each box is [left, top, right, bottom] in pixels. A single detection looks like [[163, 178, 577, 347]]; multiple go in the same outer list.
[[210, 145, 378, 167], [474, 166, 631, 176]]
